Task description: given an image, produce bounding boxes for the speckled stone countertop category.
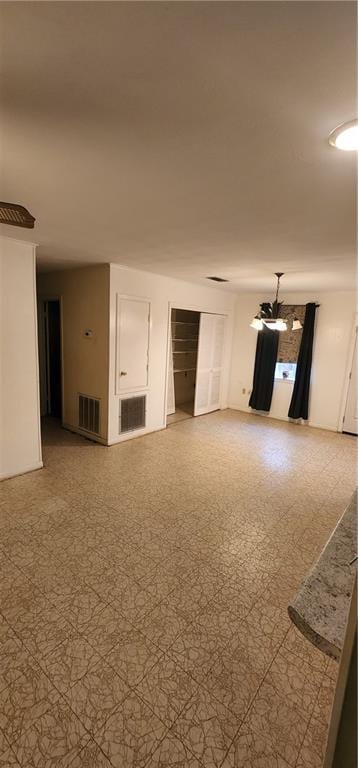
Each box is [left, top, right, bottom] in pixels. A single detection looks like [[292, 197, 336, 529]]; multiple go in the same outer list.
[[288, 490, 357, 661]]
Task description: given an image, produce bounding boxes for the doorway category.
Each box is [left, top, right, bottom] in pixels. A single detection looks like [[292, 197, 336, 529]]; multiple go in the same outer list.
[[167, 308, 200, 425], [39, 299, 62, 420], [166, 307, 227, 426]]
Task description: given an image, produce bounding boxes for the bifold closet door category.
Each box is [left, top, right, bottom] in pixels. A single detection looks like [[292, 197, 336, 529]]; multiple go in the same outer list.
[[194, 313, 226, 416]]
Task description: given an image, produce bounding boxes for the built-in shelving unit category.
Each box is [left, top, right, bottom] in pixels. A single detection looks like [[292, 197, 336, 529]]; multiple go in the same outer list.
[[169, 309, 200, 415]]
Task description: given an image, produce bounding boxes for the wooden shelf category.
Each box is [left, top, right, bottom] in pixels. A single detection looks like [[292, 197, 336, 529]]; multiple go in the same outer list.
[[171, 321, 198, 326], [173, 350, 197, 355], [173, 368, 196, 373]]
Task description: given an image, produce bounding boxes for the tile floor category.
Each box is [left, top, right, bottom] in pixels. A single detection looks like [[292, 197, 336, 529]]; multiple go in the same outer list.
[[0, 410, 356, 767]]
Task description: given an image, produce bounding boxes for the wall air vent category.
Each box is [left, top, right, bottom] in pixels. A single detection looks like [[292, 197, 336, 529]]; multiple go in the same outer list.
[[0, 202, 35, 229], [120, 395, 146, 434], [78, 395, 100, 435], [206, 276, 229, 283]]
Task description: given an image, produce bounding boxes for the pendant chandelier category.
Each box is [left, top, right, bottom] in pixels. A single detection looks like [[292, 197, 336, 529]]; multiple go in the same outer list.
[[250, 273, 302, 332]]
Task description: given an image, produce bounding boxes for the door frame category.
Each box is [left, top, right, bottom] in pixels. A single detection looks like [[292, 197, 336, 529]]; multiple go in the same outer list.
[[164, 302, 228, 427], [38, 295, 64, 423], [338, 312, 358, 433]]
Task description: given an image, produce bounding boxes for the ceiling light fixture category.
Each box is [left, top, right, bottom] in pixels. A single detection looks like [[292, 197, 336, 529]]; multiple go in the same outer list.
[[250, 273, 302, 332], [328, 119, 358, 151]]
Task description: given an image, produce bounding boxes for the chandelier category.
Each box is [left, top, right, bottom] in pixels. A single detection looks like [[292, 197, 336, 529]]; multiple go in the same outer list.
[[250, 273, 302, 332]]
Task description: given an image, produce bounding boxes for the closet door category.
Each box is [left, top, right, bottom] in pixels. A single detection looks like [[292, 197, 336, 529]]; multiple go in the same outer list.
[[116, 296, 150, 394], [194, 313, 226, 416]]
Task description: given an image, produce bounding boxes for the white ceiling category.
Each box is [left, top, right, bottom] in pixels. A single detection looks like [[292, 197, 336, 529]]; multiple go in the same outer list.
[[0, 1, 356, 293]]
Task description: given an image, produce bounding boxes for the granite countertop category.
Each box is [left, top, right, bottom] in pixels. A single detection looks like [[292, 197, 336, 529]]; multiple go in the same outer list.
[[288, 490, 357, 660]]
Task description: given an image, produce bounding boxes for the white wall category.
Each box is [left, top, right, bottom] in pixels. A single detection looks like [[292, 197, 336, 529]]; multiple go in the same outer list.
[[0, 237, 42, 479], [229, 291, 357, 431], [108, 265, 235, 444]]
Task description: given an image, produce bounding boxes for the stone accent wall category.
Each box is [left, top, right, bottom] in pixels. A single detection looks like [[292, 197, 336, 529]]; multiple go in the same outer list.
[[277, 304, 306, 363]]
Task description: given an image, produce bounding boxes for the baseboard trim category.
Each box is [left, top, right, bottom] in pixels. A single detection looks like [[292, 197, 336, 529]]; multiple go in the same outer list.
[[62, 423, 108, 445], [1, 460, 43, 481], [107, 424, 166, 446], [227, 405, 339, 433]]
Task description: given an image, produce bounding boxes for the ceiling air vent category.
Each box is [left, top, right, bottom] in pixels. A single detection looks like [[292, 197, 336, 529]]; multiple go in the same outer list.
[[79, 394, 100, 435], [206, 276, 229, 283], [120, 396, 146, 434], [0, 202, 35, 229]]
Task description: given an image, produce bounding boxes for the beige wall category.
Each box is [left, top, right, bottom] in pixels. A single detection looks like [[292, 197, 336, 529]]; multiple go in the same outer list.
[[37, 265, 110, 441], [229, 291, 357, 431], [1, 237, 42, 479]]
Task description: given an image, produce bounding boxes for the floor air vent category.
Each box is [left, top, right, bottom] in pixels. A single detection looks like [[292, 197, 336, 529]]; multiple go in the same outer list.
[[120, 396, 146, 434], [79, 395, 100, 435]]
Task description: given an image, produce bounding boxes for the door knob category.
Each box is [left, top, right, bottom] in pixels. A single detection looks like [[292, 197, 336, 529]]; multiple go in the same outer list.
[[120, 371, 127, 376]]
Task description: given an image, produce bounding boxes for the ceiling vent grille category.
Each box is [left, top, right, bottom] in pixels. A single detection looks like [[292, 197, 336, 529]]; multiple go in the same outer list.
[[120, 396, 146, 434], [79, 395, 100, 435], [0, 202, 35, 229]]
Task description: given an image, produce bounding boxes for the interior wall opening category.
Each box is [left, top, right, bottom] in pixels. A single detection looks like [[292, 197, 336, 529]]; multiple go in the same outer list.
[[38, 298, 63, 424], [167, 308, 200, 425]]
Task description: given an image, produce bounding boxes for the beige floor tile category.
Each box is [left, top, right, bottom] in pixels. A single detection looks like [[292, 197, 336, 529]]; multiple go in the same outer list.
[[169, 622, 227, 683], [55, 587, 109, 632], [95, 691, 167, 767], [135, 653, 199, 727], [1, 413, 356, 765], [0, 618, 32, 693], [0, 749, 21, 766], [109, 576, 160, 626], [14, 604, 73, 661], [81, 604, 134, 658], [106, 628, 163, 687], [69, 740, 113, 767], [39, 635, 102, 695], [12, 699, 88, 768], [0, 729, 17, 765], [245, 679, 309, 766], [312, 675, 336, 727], [0, 658, 60, 745], [172, 684, 240, 768], [222, 727, 291, 767], [66, 658, 130, 735], [267, 646, 323, 713], [196, 596, 250, 641], [296, 716, 328, 768], [325, 657, 339, 682], [202, 645, 263, 720], [283, 626, 328, 674], [140, 600, 189, 652], [146, 734, 202, 767]]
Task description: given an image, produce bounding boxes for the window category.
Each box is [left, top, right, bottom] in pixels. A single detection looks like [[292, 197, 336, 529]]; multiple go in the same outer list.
[[275, 361, 297, 381], [275, 304, 305, 381]]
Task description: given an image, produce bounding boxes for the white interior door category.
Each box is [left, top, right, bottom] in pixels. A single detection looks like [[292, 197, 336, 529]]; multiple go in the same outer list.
[[116, 296, 150, 393], [194, 313, 226, 416], [343, 328, 358, 435]]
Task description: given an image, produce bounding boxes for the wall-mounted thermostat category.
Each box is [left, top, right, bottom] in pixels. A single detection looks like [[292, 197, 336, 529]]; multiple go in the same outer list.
[[83, 329, 93, 338]]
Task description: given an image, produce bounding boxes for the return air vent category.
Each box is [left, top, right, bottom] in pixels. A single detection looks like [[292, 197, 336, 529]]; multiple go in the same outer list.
[[78, 395, 100, 435], [120, 396, 146, 434], [0, 202, 35, 229]]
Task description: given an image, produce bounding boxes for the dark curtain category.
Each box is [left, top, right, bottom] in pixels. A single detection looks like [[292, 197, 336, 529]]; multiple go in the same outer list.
[[288, 302, 318, 420], [249, 326, 279, 411]]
